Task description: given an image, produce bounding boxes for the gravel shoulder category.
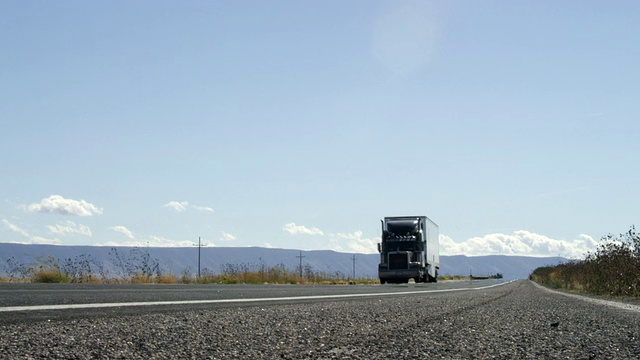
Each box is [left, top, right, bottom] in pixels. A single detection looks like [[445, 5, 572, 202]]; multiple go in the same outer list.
[[1, 280, 639, 359]]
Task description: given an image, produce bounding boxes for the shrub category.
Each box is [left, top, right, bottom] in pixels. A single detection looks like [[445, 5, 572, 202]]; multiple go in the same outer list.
[[31, 267, 68, 283], [531, 226, 640, 297], [28, 256, 68, 283]]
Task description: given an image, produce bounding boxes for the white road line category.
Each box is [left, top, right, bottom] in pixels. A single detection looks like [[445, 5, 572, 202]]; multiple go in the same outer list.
[[0, 281, 514, 313], [531, 281, 640, 313]]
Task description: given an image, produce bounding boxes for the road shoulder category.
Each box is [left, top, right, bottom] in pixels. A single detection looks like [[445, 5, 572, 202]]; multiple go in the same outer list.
[[530, 280, 640, 313]]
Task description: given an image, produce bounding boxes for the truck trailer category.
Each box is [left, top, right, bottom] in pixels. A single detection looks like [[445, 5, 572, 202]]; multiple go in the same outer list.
[[377, 216, 439, 284]]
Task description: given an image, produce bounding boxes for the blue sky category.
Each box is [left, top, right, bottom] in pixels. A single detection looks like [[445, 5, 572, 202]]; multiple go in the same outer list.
[[1, 1, 638, 258]]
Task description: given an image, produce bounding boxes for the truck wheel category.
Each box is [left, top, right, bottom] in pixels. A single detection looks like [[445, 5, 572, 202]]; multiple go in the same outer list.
[[379, 278, 386, 284]]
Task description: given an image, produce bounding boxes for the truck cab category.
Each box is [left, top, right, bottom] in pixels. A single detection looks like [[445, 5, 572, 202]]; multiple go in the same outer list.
[[378, 216, 439, 284]]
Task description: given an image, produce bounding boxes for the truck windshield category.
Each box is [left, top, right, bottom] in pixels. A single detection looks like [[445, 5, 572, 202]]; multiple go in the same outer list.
[[384, 241, 417, 251], [386, 220, 419, 236]]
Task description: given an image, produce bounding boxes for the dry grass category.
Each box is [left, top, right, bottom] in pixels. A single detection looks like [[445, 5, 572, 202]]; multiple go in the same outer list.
[[0, 270, 376, 285], [439, 274, 472, 281], [130, 274, 156, 284], [191, 270, 376, 285], [156, 274, 178, 284]]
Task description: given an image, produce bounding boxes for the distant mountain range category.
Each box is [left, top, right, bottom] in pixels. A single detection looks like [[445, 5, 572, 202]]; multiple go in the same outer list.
[[0, 243, 569, 281]]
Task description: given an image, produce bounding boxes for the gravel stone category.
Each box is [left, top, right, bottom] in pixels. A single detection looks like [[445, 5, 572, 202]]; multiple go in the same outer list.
[[1, 281, 639, 359]]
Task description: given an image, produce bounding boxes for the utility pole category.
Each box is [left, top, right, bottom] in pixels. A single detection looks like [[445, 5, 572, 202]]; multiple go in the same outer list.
[[352, 254, 357, 279], [194, 237, 208, 281], [296, 251, 305, 279], [198, 236, 202, 280]]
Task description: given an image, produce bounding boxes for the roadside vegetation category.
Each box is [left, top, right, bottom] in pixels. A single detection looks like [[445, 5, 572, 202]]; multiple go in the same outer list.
[[0, 248, 376, 285], [530, 226, 640, 297], [196, 263, 376, 285], [2, 248, 159, 284]]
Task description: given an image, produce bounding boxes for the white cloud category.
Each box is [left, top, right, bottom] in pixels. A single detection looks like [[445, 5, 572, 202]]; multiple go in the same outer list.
[[2, 219, 29, 237], [288, 228, 379, 254], [327, 238, 345, 252], [28, 195, 102, 216], [162, 201, 189, 212], [283, 223, 324, 236], [281, 223, 376, 253], [330, 231, 378, 254], [47, 221, 92, 237], [111, 226, 135, 239], [439, 231, 599, 259], [219, 232, 236, 242], [162, 201, 214, 213], [25, 236, 61, 245], [147, 235, 194, 247], [97, 235, 195, 247], [319, 230, 599, 258]]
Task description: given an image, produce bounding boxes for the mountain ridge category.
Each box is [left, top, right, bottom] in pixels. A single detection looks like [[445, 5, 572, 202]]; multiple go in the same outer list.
[[0, 243, 569, 281]]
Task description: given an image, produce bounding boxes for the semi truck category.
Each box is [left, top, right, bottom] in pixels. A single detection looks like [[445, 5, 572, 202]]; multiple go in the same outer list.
[[377, 216, 439, 284]]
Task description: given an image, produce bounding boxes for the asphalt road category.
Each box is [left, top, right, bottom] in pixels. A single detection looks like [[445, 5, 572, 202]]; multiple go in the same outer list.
[[1, 280, 639, 359], [0, 279, 502, 321]]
